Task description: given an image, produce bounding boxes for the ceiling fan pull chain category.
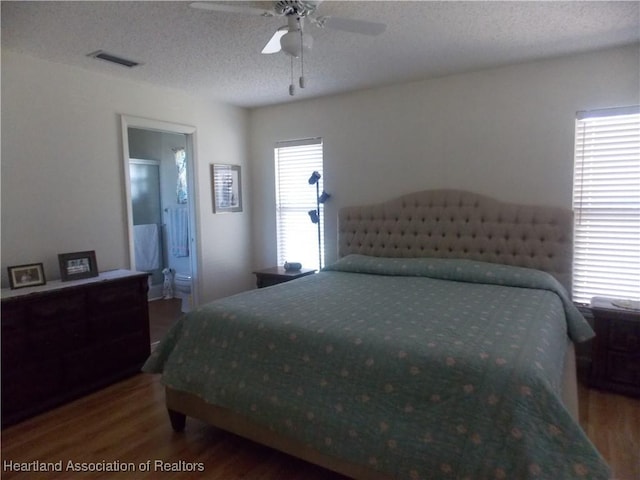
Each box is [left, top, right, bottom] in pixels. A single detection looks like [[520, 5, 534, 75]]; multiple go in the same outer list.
[[299, 27, 306, 89], [289, 55, 295, 96]]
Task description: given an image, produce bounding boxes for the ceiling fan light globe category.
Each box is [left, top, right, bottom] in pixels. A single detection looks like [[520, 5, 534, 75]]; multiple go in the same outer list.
[[280, 31, 313, 58]]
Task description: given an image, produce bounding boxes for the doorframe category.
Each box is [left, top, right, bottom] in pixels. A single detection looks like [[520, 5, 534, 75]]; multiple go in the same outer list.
[[120, 115, 200, 307]]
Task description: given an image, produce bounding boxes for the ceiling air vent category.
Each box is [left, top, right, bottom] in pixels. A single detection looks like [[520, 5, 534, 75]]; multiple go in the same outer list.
[[87, 50, 141, 68]]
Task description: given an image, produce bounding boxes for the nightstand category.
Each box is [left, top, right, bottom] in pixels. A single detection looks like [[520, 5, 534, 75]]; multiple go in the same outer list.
[[589, 296, 640, 397], [253, 267, 315, 288]]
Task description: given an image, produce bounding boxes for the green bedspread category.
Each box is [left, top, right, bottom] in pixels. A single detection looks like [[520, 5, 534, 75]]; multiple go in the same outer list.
[[144, 255, 609, 479]]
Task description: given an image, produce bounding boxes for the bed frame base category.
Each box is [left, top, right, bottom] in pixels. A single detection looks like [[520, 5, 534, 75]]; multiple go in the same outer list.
[[164, 345, 577, 480], [167, 408, 186, 432], [165, 387, 393, 480]]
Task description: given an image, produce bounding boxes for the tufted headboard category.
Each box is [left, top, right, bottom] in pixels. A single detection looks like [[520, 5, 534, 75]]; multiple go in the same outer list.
[[338, 189, 574, 293]]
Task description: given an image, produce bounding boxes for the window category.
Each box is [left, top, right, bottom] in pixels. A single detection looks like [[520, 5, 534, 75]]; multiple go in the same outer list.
[[174, 147, 187, 204], [275, 138, 324, 271], [572, 106, 640, 304]]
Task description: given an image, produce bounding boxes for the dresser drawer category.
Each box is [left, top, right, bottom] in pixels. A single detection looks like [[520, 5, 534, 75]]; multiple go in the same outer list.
[[90, 307, 146, 337], [88, 282, 143, 311], [28, 293, 86, 354], [30, 292, 85, 326], [608, 319, 639, 352], [608, 352, 640, 386], [1, 303, 28, 362], [1, 360, 62, 419]]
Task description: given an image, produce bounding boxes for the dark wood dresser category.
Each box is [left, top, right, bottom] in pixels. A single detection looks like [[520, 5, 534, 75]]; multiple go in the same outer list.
[[589, 296, 640, 397], [1, 270, 151, 427]]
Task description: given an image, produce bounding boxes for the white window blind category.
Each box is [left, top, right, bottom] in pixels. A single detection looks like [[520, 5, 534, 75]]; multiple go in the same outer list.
[[275, 138, 324, 271], [572, 106, 640, 304]]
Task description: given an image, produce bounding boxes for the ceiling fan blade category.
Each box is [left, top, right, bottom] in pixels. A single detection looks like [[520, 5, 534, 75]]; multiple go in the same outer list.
[[315, 16, 386, 36], [189, 2, 276, 17], [262, 27, 288, 54]]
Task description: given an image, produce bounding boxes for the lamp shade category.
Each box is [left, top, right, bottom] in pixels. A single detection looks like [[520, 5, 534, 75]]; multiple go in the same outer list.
[[308, 171, 321, 185], [308, 209, 319, 223], [318, 191, 331, 203]]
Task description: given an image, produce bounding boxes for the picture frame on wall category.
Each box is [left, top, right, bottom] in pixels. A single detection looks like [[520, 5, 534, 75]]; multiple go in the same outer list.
[[58, 250, 99, 281], [7, 263, 47, 289], [211, 164, 243, 213]]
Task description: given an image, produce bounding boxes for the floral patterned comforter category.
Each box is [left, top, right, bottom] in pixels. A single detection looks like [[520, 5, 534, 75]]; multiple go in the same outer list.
[[144, 255, 608, 479]]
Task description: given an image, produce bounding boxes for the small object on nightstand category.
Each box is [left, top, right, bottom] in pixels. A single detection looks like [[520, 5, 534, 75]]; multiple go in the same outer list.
[[284, 262, 302, 271], [589, 296, 640, 397], [611, 298, 640, 311], [253, 266, 315, 289]]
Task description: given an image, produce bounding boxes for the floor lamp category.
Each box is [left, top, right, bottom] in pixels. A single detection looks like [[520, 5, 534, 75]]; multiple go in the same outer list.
[[308, 171, 330, 270]]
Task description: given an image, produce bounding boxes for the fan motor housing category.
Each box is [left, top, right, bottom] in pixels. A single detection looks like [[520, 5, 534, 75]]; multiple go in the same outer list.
[[274, 0, 319, 16]]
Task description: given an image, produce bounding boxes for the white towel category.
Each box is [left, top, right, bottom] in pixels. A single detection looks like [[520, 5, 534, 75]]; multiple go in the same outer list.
[[134, 224, 161, 271], [168, 207, 189, 257]]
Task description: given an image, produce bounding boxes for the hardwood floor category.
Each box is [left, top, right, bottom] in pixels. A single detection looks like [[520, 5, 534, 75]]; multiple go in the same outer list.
[[579, 385, 640, 480], [1, 373, 343, 480], [1, 373, 638, 479], [148, 298, 182, 345]]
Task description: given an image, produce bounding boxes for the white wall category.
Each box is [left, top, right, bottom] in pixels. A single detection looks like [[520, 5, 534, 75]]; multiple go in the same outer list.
[[249, 44, 640, 270], [4, 45, 638, 298], [1, 50, 253, 301]]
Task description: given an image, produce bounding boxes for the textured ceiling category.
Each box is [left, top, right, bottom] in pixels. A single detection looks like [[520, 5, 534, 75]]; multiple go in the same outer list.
[[2, 1, 639, 108]]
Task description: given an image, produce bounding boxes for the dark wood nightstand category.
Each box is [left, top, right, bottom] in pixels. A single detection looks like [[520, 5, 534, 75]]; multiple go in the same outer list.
[[589, 296, 640, 397], [253, 267, 315, 288]]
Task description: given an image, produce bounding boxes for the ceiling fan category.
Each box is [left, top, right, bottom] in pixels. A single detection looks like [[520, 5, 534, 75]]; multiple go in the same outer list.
[[189, 1, 387, 95]]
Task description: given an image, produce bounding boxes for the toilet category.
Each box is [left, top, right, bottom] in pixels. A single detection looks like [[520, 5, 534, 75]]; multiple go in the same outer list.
[[174, 272, 192, 313]]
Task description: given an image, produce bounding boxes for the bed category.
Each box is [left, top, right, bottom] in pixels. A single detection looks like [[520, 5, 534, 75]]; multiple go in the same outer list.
[[143, 189, 609, 479]]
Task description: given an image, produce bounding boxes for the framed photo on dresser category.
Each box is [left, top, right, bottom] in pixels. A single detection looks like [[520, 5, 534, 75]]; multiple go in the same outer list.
[[7, 263, 46, 289], [58, 250, 99, 281]]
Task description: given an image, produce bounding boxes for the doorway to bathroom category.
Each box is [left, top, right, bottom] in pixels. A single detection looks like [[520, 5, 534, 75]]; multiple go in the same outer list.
[[129, 158, 163, 297], [120, 116, 199, 319]]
